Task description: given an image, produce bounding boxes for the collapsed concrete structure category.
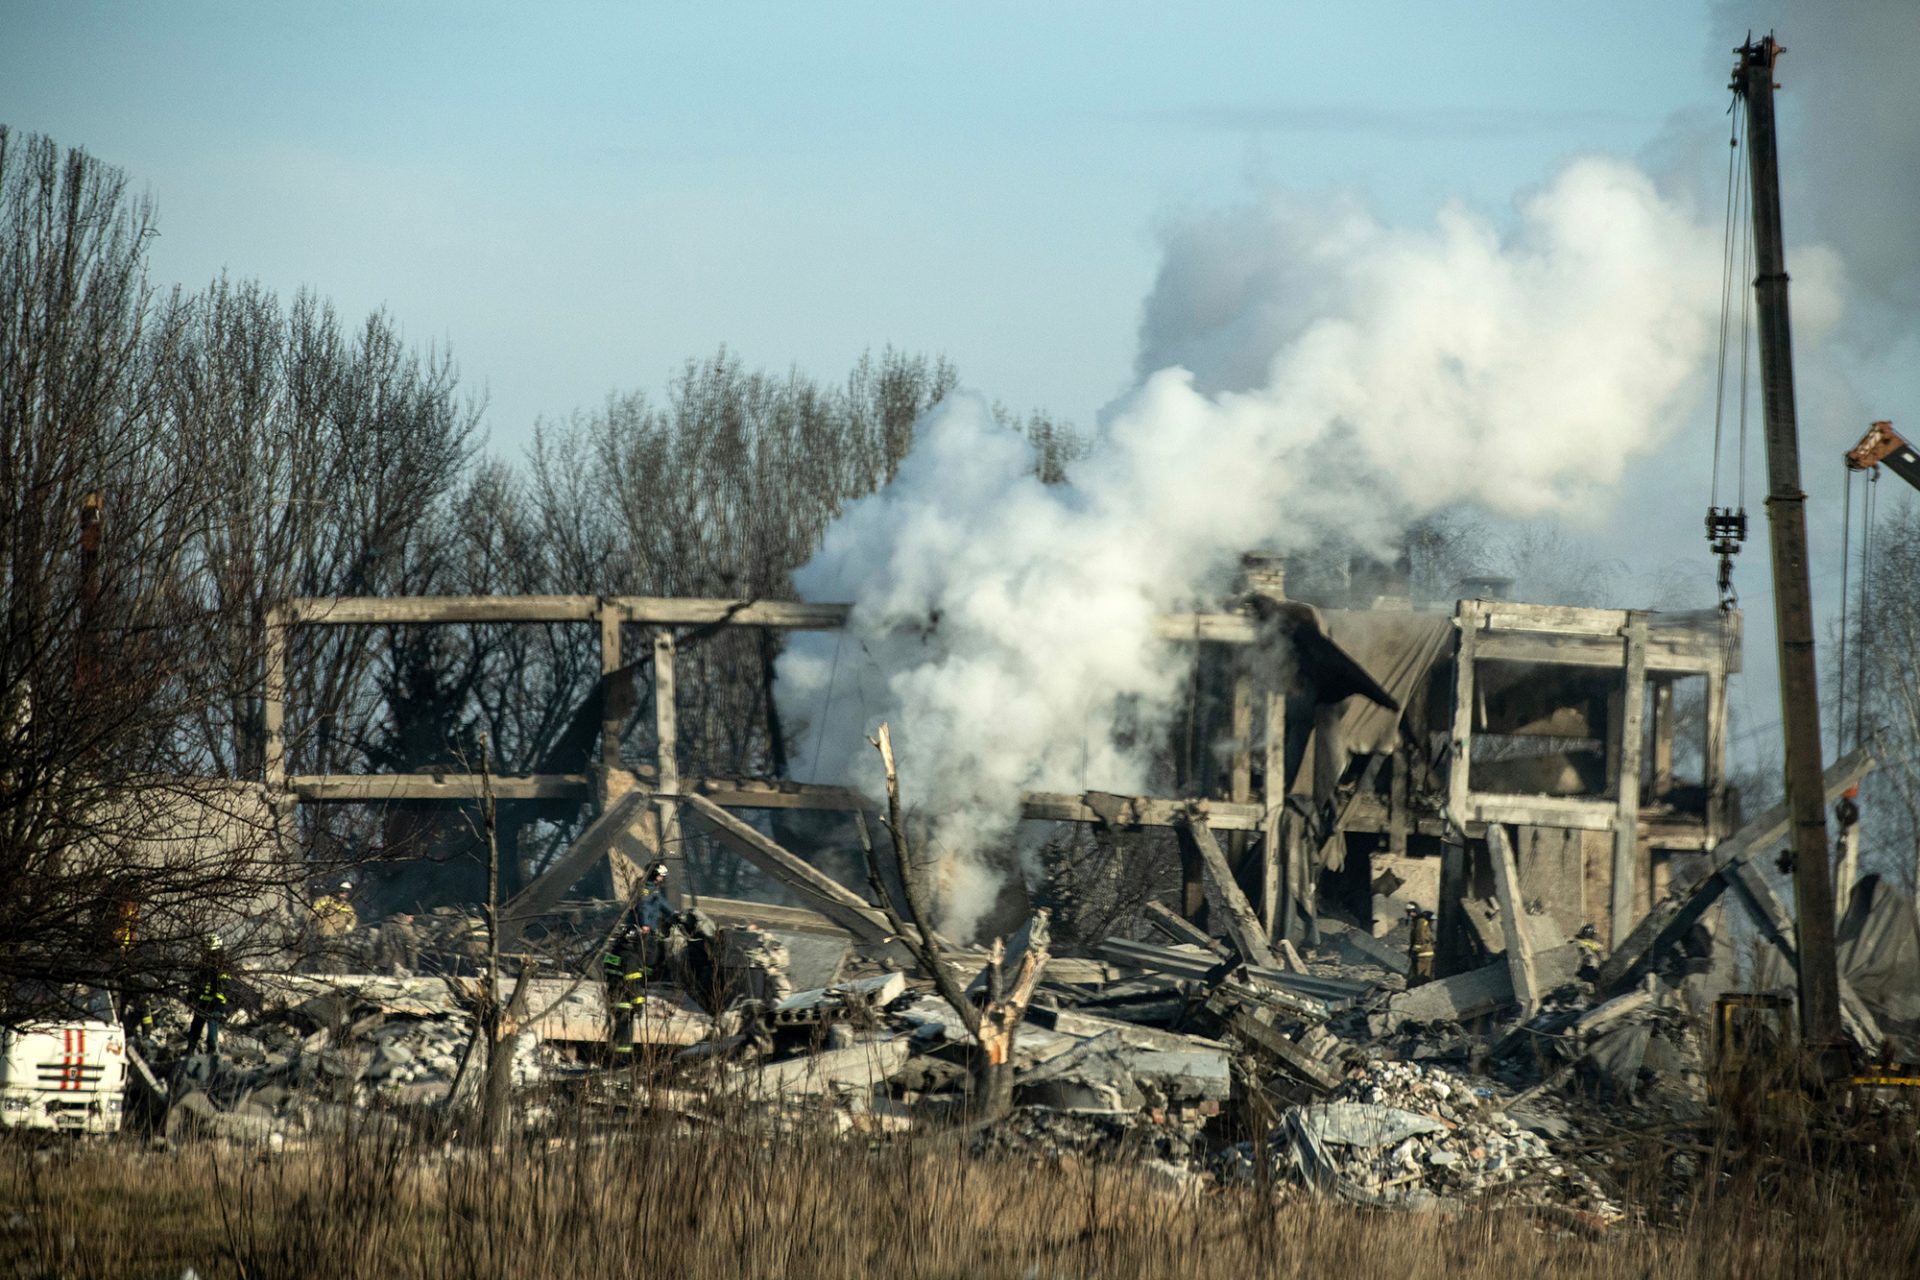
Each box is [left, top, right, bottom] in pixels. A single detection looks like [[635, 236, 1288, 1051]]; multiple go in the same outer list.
[[177, 573, 1905, 1219], [262, 557, 1743, 991]]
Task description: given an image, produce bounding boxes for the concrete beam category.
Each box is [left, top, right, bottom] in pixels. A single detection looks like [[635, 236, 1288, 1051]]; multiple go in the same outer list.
[[500, 791, 653, 936], [1487, 824, 1542, 1019], [1184, 812, 1278, 968], [290, 773, 593, 802], [677, 793, 893, 944], [1594, 742, 1876, 995]]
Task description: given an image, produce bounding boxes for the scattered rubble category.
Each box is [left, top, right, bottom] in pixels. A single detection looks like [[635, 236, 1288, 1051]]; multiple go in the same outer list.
[[120, 865, 1920, 1233]]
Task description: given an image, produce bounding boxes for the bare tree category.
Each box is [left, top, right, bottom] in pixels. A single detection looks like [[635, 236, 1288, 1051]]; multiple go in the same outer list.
[[859, 724, 1047, 1123], [0, 131, 303, 1022], [1836, 499, 1920, 891]]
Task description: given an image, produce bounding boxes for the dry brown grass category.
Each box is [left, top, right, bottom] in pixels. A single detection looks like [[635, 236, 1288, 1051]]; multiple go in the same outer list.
[[2, 1102, 1916, 1280]]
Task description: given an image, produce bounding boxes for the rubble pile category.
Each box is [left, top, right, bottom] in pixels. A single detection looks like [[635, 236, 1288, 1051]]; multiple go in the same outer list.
[[117, 863, 1920, 1236], [134, 979, 579, 1145], [1225, 1061, 1624, 1221]]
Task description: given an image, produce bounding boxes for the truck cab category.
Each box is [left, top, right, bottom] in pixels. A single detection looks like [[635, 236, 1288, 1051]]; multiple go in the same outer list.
[[0, 991, 128, 1134]]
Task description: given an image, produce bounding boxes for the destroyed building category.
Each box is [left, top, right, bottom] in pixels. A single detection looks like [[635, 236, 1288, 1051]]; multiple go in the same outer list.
[[261, 549, 1741, 998], [102, 560, 1914, 1228]]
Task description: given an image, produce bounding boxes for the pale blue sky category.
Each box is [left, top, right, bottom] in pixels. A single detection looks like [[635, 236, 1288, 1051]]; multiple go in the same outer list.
[[4, 2, 1724, 440], [7, 3, 1907, 779]]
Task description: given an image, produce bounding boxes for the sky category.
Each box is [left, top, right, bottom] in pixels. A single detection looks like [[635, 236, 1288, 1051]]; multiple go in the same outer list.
[[6, 2, 1916, 780], [4, 2, 1721, 437]]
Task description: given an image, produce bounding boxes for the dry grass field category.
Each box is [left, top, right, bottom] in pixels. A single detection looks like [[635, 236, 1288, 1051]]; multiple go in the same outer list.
[[3, 1099, 1915, 1280]]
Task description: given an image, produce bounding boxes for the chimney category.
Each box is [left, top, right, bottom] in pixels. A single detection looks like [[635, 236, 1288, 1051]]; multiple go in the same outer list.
[[1237, 550, 1287, 601]]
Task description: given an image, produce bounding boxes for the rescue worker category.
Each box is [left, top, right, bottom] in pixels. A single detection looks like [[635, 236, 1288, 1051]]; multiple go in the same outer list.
[[1575, 922, 1605, 980], [112, 898, 138, 952], [636, 860, 676, 933], [110, 897, 152, 1038], [379, 912, 420, 975], [1835, 786, 1862, 832], [311, 879, 359, 973], [1406, 904, 1436, 986], [186, 932, 229, 1056], [601, 920, 648, 1053]]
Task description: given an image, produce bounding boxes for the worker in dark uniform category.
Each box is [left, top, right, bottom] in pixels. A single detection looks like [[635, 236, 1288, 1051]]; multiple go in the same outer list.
[[1406, 904, 1436, 986], [185, 933, 229, 1056], [601, 921, 648, 1053], [110, 897, 153, 1039], [636, 860, 676, 932]]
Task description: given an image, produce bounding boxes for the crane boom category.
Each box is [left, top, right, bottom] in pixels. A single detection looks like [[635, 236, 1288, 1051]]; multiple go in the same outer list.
[[1846, 420, 1920, 492], [1734, 35, 1843, 1051]]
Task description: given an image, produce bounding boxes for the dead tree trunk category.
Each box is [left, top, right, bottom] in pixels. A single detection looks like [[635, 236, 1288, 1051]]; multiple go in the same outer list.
[[861, 723, 1048, 1124], [445, 736, 540, 1146]]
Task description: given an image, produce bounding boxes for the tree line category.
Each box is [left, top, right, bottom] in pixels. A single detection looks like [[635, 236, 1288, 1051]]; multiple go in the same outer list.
[[0, 131, 1095, 1017], [7, 127, 1909, 1020]]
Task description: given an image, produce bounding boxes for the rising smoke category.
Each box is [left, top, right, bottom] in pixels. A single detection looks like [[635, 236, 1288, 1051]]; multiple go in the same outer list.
[[778, 156, 1726, 940]]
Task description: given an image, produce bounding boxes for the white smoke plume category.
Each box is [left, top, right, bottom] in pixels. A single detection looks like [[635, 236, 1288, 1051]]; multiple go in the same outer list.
[[778, 157, 1722, 939]]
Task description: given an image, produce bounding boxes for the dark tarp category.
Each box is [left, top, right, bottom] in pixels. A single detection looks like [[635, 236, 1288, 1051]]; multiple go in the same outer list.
[[1322, 610, 1456, 763], [1837, 873, 1920, 1047]]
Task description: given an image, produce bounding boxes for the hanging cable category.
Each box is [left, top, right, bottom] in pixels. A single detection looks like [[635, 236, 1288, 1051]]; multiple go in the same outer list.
[[1736, 113, 1754, 512], [804, 629, 846, 783], [1705, 93, 1751, 610], [1709, 103, 1742, 509], [1857, 467, 1878, 746], [1839, 465, 1853, 751]]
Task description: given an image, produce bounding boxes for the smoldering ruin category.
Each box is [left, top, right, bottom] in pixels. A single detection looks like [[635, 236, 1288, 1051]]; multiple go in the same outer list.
[[8, 17, 1920, 1278], [102, 538, 1914, 1224]]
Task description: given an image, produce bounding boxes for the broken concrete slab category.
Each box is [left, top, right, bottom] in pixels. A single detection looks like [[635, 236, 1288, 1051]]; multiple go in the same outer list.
[[1143, 901, 1226, 954], [1026, 1005, 1229, 1055], [1292, 1101, 1447, 1149], [1376, 943, 1583, 1033], [1217, 1003, 1340, 1093], [1596, 743, 1876, 996], [1015, 1058, 1143, 1113], [892, 994, 1078, 1064], [1015, 1030, 1230, 1109], [737, 1037, 912, 1099], [771, 971, 908, 1026], [1112, 1046, 1231, 1105], [1316, 919, 1410, 976], [1572, 986, 1654, 1040], [1219, 977, 1332, 1023], [251, 974, 465, 1018]]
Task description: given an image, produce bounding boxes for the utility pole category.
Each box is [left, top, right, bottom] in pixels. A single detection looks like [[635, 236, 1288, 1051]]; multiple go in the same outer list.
[[1734, 35, 1842, 1051]]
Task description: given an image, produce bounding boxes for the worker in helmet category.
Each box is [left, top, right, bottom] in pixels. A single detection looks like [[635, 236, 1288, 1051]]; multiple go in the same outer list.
[[1575, 922, 1606, 980], [601, 920, 649, 1053], [1405, 903, 1436, 986], [310, 879, 360, 973], [637, 860, 680, 929], [186, 933, 230, 1056], [110, 897, 153, 1038]]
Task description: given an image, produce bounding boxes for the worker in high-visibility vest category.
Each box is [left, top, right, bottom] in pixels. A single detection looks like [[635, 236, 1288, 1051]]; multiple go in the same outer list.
[[601, 922, 648, 1053], [1575, 923, 1606, 980], [186, 933, 229, 1056], [310, 879, 360, 973], [110, 898, 153, 1038], [1406, 905, 1436, 986]]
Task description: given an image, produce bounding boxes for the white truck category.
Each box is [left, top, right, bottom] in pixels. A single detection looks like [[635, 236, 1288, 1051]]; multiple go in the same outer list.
[[0, 997, 128, 1134]]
